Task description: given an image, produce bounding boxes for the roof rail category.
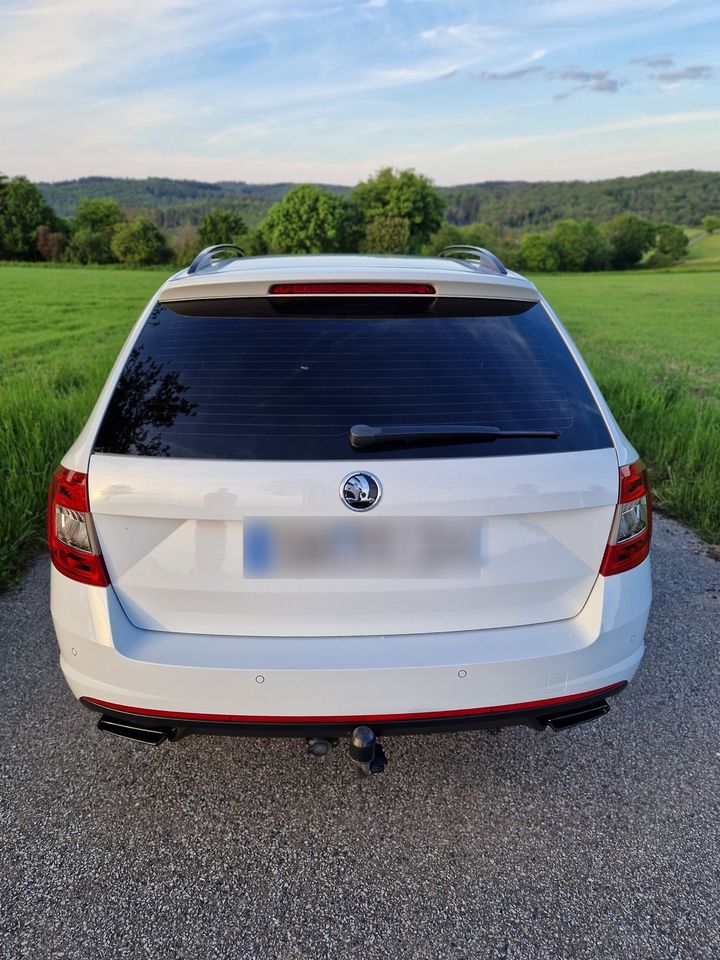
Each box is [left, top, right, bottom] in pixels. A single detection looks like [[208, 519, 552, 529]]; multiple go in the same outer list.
[[438, 245, 508, 276], [187, 244, 245, 275]]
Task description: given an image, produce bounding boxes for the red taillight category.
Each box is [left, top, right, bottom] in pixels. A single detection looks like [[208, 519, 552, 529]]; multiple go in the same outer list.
[[600, 459, 652, 576], [48, 467, 109, 587], [268, 282, 437, 296]]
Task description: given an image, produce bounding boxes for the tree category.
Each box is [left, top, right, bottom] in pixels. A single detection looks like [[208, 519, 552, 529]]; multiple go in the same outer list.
[[171, 223, 200, 266], [0, 176, 60, 260], [197, 208, 246, 248], [74, 197, 125, 235], [422, 222, 464, 256], [67, 198, 125, 263], [461, 221, 497, 249], [352, 168, 445, 253], [603, 214, 656, 269], [655, 223, 688, 260], [519, 233, 558, 272], [37, 224, 67, 261], [363, 216, 410, 254], [549, 220, 586, 271], [238, 227, 269, 257], [111, 218, 172, 266], [263, 185, 360, 253], [578, 218, 612, 270], [702, 214, 720, 234]]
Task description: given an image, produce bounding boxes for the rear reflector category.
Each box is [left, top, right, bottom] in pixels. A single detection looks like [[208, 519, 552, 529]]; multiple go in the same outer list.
[[268, 282, 437, 296], [83, 683, 626, 724], [600, 460, 652, 576], [48, 467, 109, 587]]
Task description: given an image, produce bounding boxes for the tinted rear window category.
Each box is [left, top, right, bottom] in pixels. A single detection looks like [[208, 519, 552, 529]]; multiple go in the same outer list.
[[93, 297, 611, 460]]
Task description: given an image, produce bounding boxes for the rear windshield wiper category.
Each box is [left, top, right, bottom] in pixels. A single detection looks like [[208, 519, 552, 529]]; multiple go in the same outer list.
[[350, 423, 560, 450]]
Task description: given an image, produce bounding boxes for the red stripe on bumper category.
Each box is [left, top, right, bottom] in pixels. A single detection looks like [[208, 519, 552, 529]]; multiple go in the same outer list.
[[83, 683, 625, 724]]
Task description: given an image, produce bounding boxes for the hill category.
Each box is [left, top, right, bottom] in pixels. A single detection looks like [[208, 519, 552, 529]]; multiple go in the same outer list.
[[36, 176, 348, 229], [442, 171, 720, 230], [36, 170, 720, 231]]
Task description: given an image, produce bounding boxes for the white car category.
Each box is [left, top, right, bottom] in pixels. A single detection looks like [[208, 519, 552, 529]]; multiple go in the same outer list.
[[49, 245, 652, 773]]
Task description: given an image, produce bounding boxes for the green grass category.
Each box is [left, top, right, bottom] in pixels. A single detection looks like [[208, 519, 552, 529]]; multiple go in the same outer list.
[[531, 272, 720, 546], [1, 263, 719, 590], [685, 231, 720, 265], [0, 264, 168, 588]]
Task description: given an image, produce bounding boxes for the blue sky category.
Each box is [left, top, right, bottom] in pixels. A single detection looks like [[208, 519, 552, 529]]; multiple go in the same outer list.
[[1, 0, 719, 184]]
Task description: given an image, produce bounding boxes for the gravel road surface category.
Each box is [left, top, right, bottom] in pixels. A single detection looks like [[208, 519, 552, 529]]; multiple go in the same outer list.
[[1, 515, 718, 960]]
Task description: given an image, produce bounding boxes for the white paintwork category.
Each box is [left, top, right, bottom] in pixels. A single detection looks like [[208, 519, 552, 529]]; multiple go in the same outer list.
[[52, 558, 650, 717], [51, 253, 652, 720], [88, 449, 618, 637]]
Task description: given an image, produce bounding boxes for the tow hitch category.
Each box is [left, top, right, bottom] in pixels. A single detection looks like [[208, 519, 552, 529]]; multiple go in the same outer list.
[[349, 725, 387, 776]]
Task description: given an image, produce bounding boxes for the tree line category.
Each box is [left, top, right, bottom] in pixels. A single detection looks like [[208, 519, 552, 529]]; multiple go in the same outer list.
[[38, 169, 720, 232], [1, 169, 718, 271]]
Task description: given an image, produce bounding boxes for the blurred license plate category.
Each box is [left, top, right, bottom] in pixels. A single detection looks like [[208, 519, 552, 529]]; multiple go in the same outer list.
[[243, 518, 482, 579]]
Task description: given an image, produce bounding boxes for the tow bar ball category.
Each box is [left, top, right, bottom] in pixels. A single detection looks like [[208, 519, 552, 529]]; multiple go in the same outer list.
[[349, 725, 387, 776]]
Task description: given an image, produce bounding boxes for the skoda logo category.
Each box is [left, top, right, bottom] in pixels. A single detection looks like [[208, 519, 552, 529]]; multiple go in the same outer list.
[[340, 472, 382, 512]]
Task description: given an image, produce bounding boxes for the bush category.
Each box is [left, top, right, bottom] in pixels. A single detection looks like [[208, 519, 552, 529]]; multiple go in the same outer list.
[[111, 218, 172, 266], [644, 251, 675, 269], [603, 214, 656, 269], [197, 209, 246, 248], [520, 233, 558, 272], [66, 227, 118, 264], [171, 223, 200, 266], [702, 214, 720, 234], [37, 224, 67, 261], [655, 222, 689, 260], [238, 228, 269, 257], [363, 216, 410, 254], [66, 198, 125, 264]]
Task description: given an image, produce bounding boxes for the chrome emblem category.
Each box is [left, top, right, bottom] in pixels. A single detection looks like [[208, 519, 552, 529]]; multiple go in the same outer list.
[[340, 472, 382, 512]]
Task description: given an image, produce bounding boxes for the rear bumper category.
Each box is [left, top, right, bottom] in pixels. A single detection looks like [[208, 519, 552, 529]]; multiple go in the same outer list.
[[81, 682, 627, 738], [51, 558, 651, 733]]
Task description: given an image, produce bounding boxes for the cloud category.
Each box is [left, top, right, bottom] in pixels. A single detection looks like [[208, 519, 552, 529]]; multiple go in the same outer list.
[[420, 23, 508, 49], [557, 67, 612, 83], [534, 0, 680, 21], [631, 53, 674, 68], [474, 65, 545, 80], [654, 64, 713, 81], [551, 66, 623, 97]]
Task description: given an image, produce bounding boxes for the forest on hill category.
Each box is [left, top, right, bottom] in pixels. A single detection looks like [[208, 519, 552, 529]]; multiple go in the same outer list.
[[37, 169, 720, 231]]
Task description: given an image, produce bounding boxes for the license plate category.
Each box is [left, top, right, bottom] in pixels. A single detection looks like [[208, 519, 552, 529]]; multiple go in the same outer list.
[[243, 518, 483, 579]]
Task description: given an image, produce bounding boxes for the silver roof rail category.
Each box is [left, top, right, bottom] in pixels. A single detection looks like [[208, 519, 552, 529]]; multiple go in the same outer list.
[[187, 244, 245, 275], [438, 245, 508, 276]]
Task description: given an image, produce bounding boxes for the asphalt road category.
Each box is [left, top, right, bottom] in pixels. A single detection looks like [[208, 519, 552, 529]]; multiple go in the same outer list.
[[1, 515, 718, 960]]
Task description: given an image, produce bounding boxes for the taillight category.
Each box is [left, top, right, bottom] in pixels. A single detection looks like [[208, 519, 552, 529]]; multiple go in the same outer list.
[[600, 460, 652, 576], [268, 282, 437, 295], [48, 467, 109, 586]]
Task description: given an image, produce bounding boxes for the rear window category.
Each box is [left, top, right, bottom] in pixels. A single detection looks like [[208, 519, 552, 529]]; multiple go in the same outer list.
[[93, 297, 612, 461]]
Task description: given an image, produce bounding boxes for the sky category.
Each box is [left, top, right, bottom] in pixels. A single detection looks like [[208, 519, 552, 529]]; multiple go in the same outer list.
[[1, 0, 719, 185]]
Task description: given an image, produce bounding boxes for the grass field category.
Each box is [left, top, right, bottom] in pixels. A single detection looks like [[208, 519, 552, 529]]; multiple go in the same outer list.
[[1, 262, 718, 589], [685, 231, 720, 266]]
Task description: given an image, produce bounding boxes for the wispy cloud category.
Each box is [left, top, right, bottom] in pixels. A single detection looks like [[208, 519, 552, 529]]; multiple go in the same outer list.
[[534, 0, 679, 21], [631, 53, 674, 68], [474, 65, 545, 81], [420, 23, 509, 49], [654, 64, 713, 81], [551, 66, 624, 97]]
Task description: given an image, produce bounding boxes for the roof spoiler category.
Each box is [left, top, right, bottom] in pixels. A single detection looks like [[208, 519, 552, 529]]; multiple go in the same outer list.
[[438, 245, 508, 276]]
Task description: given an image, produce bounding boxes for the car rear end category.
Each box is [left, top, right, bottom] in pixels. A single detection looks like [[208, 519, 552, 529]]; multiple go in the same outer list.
[[49, 253, 651, 743]]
